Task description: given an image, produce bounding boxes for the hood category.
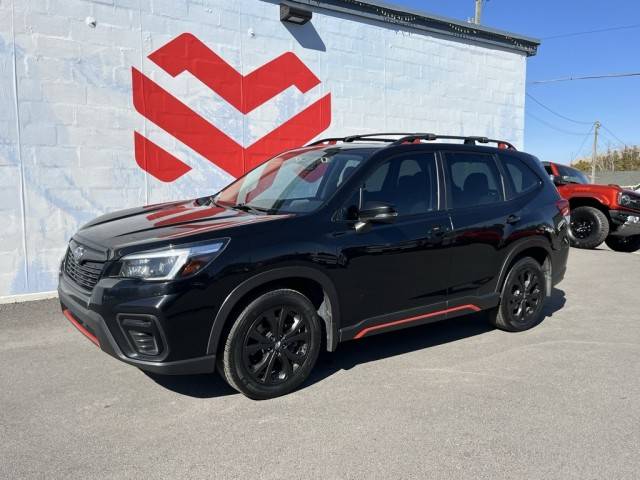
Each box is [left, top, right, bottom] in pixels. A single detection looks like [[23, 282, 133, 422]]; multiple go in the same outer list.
[[567, 183, 623, 194], [568, 183, 640, 198], [74, 199, 291, 254]]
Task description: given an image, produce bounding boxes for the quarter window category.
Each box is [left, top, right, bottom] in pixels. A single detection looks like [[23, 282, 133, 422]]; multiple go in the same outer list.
[[443, 152, 504, 208], [501, 155, 541, 198]]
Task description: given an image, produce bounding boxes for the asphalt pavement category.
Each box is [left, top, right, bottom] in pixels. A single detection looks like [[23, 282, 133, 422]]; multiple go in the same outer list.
[[1, 247, 639, 479]]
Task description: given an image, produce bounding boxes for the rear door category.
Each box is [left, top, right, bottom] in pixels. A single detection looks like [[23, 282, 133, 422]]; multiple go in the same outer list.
[[442, 150, 512, 302]]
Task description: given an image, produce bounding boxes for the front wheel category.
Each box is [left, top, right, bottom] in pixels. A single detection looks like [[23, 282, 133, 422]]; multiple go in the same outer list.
[[218, 289, 322, 400], [604, 234, 640, 252], [569, 206, 609, 249], [489, 257, 547, 332]]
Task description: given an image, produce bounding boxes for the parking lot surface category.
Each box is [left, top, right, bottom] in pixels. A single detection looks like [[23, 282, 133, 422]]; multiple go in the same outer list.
[[1, 247, 639, 479]]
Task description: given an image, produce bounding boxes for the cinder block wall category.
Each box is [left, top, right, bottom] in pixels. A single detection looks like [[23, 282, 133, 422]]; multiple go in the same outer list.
[[0, 0, 527, 296]]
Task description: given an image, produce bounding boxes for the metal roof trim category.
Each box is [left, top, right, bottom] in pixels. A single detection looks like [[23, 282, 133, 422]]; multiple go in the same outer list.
[[280, 0, 540, 56]]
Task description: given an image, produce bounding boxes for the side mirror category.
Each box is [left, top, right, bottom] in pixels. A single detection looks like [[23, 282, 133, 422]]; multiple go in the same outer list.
[[355, 202, 398, 233], [550, 174, 568, 186]]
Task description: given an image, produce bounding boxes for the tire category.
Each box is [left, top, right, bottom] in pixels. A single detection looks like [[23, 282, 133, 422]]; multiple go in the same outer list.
[[604, 234, 640, 253], [489, 257, 547, 332], [218, 289, 321, 400], [569, 206, 609, 249]]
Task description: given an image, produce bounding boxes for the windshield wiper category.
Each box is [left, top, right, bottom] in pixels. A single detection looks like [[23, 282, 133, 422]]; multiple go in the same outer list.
[[229, 203, 276, 215]]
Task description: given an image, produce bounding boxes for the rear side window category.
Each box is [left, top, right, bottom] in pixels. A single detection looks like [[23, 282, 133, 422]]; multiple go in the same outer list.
[[443, 152, 504, 208], [500, 155, 542, 198]]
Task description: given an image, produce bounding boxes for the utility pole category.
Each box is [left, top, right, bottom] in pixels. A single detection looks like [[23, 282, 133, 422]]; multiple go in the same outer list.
[[474, 0, 483, 24], [591, 121, 601, 184]]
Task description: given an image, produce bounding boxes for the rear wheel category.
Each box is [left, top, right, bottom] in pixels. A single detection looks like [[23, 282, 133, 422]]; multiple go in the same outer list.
[[489, 257, 547, 332], [218, 289, 321, 400], [604, 234, 640, 252], [569, 206, 609, 249]]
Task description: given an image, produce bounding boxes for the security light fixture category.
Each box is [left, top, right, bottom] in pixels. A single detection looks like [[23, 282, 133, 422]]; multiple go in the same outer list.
[[280, 3, 312, 25]]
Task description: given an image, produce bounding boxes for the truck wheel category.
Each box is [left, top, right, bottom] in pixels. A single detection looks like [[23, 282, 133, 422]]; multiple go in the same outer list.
[[489, 257, 547, 332], [218, 289, 321, 400], [569, 206, 609, 249], [604, 234, 640, 253]]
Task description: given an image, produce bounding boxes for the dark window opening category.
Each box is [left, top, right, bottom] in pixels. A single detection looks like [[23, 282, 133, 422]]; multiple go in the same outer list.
[[443, 152, 504, 208]]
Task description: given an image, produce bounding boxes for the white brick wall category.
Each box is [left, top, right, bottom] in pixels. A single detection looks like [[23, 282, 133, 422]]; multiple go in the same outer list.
[[0, 0, 527, 296]]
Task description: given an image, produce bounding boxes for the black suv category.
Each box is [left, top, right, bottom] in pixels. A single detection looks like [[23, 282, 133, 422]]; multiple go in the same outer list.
[[58, 133, 570, 399]]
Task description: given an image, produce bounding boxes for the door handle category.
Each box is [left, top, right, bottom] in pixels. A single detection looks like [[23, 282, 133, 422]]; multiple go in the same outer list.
[[427, 225, 446, 237], [506, 214, 521, 225]]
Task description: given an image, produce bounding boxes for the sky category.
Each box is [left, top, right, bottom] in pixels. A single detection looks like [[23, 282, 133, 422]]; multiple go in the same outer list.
[[391, 0, 640, 164]]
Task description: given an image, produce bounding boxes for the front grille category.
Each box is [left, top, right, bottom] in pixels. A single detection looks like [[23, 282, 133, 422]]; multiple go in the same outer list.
[[64, 248, 105, 291], [624, 195, 640, 210]]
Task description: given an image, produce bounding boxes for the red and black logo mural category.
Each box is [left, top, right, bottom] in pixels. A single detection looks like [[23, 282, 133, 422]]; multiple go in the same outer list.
[[132, 33, 332, 182]]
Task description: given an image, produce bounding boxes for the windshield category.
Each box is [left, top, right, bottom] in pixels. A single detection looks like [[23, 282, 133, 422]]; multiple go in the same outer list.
[[215, 147, 371, 214], [557, 165, 590, 184]]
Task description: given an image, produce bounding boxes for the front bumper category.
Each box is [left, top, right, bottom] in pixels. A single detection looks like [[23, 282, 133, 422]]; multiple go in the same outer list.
[[58, 274, 216, 375], [609, 210, 640, 237]]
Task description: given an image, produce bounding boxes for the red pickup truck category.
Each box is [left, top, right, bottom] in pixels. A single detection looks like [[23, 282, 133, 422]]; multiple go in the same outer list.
[[543, 162, 640, 252]]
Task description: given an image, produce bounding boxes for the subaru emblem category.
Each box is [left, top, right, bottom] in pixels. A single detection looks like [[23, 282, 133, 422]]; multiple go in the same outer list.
[[72, 245, 85, 261]]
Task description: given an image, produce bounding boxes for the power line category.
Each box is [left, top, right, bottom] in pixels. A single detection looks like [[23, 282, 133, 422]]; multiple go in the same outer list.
[[598, 129, 622, 148], [571, 124, 595, 163], [542, 23, 640, 40], [525, 94, 630, 153], [600, 124, 627, 147], [530, 72, 640, 84], [526, 93, 593, 125], [525, 111, 592, 136], [598, 130, 618, 148]]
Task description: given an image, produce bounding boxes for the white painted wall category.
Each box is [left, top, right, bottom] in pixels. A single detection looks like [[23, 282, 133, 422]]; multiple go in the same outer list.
[[0, 0, 527, 297]]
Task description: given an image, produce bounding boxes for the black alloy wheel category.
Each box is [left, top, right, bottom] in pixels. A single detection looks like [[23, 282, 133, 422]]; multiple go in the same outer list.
[[242, 306, 311, 385], [506, 266, 543, 326], [571, 218, 594, 239], [219, 289, 321, 400], [489, 257, 547, 332]]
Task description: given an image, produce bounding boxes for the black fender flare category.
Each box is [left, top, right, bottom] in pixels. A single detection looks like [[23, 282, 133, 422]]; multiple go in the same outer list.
[[206, 266, 341, 356], [495, 237, 554, 297]]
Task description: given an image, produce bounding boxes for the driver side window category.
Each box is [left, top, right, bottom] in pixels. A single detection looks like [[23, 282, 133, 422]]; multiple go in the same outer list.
[[343, 153, 437, 220]]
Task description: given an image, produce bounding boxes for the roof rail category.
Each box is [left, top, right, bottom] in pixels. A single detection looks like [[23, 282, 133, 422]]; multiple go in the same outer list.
[[307, 133, 516, 150], [391, 134, 517, 150], [307, 133, 420, 146]]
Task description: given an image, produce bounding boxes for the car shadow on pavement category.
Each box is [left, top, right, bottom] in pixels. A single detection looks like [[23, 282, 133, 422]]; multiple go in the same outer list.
[[307, 312, 494, 388], [304, 287, 567, 391], [143, 371, 236, 398], [142, 288, 566, 398], [542, 287, 567, 317]]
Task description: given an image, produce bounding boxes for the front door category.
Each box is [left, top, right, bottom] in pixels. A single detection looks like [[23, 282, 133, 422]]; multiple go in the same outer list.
[[332, 151, 453, 336]]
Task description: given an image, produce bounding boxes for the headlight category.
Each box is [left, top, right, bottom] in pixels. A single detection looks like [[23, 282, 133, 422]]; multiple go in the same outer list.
[[619, 193, 632, 206], [112, 240, 228, 280]]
